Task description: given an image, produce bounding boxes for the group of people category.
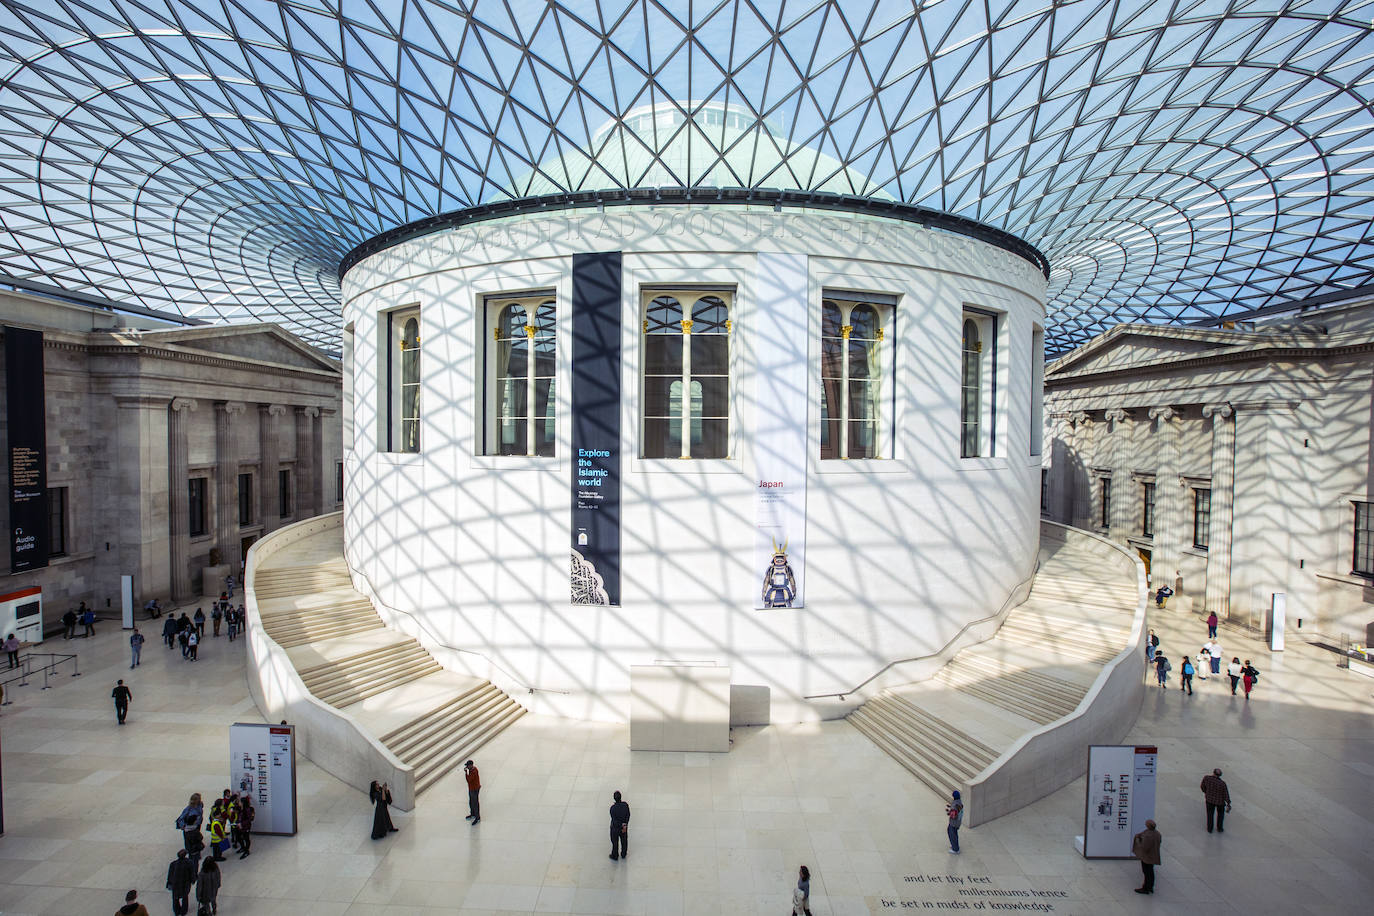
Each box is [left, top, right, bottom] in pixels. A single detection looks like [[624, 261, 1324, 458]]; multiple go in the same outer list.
[[165, 789, 255, 914], [1145, 626, 1261, 699], [1131, 767, 1234, 895], [60, 602, 97, 638]]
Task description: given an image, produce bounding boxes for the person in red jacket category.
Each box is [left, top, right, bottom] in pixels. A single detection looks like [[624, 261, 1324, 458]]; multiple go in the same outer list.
[[464, 759, 481, 824]]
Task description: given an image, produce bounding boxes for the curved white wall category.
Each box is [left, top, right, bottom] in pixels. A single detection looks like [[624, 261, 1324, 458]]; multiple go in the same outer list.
[[341, 206, 1047, 723]]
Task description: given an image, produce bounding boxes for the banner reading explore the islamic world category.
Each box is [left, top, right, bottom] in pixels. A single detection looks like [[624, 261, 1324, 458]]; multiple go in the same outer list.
[[4, 326, 47, 573], [754, 253, 808, 608], [570, 251, 622, 606]]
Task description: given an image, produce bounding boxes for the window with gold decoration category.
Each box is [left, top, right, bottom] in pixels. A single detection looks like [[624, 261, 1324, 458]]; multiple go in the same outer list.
[[821, 296, 892, 460], [382, 305, 421, 453], [483, 293, 556, 456], [641, 288, 731, 459]]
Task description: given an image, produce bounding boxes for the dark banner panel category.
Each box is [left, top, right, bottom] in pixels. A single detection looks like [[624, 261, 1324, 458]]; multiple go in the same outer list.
[[570, 252, 622, 606], [4, 326, 47, 573]]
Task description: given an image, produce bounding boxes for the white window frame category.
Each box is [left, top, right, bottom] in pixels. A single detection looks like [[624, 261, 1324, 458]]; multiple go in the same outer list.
[[960, 307, 1001, 459], [820, 293, 895, 460], [481, 291, 558, 458], [639, 286, 733, 460], [380, 304, 421, 453]]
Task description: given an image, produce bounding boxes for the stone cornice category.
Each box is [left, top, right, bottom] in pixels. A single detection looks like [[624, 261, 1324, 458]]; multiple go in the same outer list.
[[1045, 338, 1374, 389], [84, 340, 341, 381]]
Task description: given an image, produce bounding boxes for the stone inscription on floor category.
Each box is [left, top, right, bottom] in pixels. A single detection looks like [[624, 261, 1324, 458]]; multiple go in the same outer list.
[[879, 874, 1073, 911]]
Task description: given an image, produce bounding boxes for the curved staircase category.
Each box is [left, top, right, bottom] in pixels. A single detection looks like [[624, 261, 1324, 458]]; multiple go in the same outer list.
[[252, 528, 526, 795], [848, 529, 1140, 816]]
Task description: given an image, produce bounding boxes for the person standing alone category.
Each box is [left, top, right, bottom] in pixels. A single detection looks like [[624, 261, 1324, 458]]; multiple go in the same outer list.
[[1200, 768, 1231, 833], [111, 679, 132, 724], [464, 759, 481, 824], [608, 790, 630, 860], [946, 790, 963, 853], [1132, 818, 1162, 894], [129, 628, 144, 669], [1206, 610, 1218, 638]]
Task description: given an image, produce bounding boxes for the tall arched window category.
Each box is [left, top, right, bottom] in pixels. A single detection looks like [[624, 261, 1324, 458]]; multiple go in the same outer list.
[[961, 317, 982, 458], [381, 305, 420, 453], [821, 296, 890, 459], [642, 290, 730, 458], [484, 294, 556, 456]]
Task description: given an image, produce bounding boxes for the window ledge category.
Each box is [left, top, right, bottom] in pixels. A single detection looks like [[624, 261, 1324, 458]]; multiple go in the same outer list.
[[470, 454, 562, 472], [631, 456, 741, 475], [1184, 545, 1209, 557], [1314, 568, 1374, 589], [815, 457, 909, 475], [957, 456, 1010, 472], [376, 451, 423, 466]]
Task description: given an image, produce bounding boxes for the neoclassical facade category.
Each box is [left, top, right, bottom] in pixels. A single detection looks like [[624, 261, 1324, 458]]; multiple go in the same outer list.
[[1042, 294, 1374, 641], [0, 291, 343, 620]]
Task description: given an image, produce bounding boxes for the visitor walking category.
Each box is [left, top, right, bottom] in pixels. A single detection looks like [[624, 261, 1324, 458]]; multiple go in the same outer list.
[[608, 790, 630, 860], [464, 759, 481, 824], [81, 605, 96, 637], [4, 632, 19, 668], [1241, 660, 1259, 699], [163, 614, 178, 649], [1228, 657, 1243, 695], [946, 790, 963, 854], [1200, 768, 1231, 833], [112, 679, 132, 724], [195, 857, 221, 915], [792, 865, 813, 916], [129, 628, 144, 668], [1155, 585, 1173, 607], [1194, 648, 1210, 680], [1206, 610, 1218, 638], [193, 607, 206, 638], [187, 629, 199, 661], [1180, 656, 1194, 694], [1132, 819, 1162, 894], [117, 889, 151, 916], [1153, 652, 1171, 687], [165, 850, 196, 916], [62, 608, 77, 639], [177, 794, 205, 858], [177, 613, 192, 657], [1206, 639, 1223, 676], [370, 780, 397, 839]]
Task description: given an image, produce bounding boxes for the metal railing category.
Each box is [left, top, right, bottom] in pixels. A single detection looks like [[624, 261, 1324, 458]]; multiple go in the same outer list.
[[0, 651, 81, 702]]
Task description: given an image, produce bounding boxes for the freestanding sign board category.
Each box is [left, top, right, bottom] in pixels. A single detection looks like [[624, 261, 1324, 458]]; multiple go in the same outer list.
[[1082, 745, 1158, 858], [229, 723, 297, 835]]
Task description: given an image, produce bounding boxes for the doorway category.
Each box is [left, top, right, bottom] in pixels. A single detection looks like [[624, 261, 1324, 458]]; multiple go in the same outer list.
[[240, 535, 258, 576], [1136, 547, 1152, 582]]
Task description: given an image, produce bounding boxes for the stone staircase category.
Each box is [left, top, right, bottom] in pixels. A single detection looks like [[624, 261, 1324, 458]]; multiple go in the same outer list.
[[848, 535, 1137, 803], [252, 532, 526, 795]]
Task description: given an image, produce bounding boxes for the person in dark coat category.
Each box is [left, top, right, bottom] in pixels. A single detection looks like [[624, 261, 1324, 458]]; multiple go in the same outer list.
[[608, 790, 630, 860], [195, 857, 221, 915], [165, 849, 196, 916], [62, 608, 77, 639], [111, 679, 132, 724], [236, 796, 254, 858], [1132, 819, 1162, 895], [370, 781, 397, 838], [162, 614, 179, 649]]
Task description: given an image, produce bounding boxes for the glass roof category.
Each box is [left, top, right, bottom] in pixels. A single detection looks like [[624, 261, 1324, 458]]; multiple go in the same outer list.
[[2, 1, 1373, 355]]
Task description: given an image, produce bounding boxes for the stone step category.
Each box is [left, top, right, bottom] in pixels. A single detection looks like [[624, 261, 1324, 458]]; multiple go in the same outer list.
[[848, 708, 974, 800], [261, 616, 384, 649], [297, 639, 427, 689], [862, 693, 998, 775], [936, 663, 1079, 725], [413, 702, 528, 796], [313, 652, 444, 708]]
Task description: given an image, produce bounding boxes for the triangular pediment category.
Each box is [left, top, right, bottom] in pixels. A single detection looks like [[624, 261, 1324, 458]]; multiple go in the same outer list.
[[136, 324, 339, 373], [1049, 325, 1254, 378]]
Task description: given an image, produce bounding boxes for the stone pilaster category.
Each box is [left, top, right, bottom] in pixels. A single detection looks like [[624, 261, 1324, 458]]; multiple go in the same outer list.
[[259, 404, 287, 534], [295, 405, 320, 518], [1068, 411, 1092, 527], [168, 397, 198, 601], [215, 401, 246, 568], [312, 408, 326, 512], [1203, 403, 1236, 620], [1105, 408, 1130, 538], [1148, 406, 1181, 592]]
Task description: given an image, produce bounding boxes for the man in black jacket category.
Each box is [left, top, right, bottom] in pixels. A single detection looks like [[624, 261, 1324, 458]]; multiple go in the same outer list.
[[608, 790, 630, 860], [111, 679, 132, 725], [165, 849, 196, 916]]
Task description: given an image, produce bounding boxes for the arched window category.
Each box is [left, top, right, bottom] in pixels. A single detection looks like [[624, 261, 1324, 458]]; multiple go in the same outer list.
[[400, 316, 420, 452], [642, 291, 730, 458], [821, 297, 889, 459], [382, 306, 420, 453], [485, 295, 557, 456], [961, 317, 982, 458]]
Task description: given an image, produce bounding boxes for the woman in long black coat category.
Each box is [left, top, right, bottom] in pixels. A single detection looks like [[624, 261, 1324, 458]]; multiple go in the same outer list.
[[370, 780, 398, 839]]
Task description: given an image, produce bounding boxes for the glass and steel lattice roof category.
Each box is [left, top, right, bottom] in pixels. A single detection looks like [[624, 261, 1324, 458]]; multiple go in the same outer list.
[[2, 1, 1373, 355]]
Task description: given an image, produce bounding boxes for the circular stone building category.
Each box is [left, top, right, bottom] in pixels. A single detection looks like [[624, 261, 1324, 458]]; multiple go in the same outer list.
[[339, 104, 1049, 723]]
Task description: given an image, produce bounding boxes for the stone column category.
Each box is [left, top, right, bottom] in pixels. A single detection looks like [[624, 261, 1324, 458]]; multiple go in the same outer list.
[[112, 396, 171, 603], [259, 404, 287, 535], [312, 408, 327, 512], [215, 401, 246, 568], [1203, 403, 1237, 621], [1148, 406, 1182, 593], [295, 405, 320, 519], [168, 397, 198, 602], [1105, 408, 1130, 539]]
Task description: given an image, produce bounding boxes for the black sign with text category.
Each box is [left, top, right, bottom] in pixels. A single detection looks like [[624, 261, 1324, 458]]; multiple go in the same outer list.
[[569, 252, 622, 606], [4, 326, 47, 573]]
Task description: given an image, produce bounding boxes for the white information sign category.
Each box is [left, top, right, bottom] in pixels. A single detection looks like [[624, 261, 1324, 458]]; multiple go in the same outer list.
[[753, 253, 808, 609], [228, 723, 298, 835], [1082, 745, 1157, 858]]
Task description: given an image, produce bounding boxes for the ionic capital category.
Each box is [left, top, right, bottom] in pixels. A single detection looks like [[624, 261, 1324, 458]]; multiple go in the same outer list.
[[1202, 402, 1234, 420], [217, 400, 247, 416], [1104, 408, 1129, 424], [262, 403, 288, 417], [296, 405, 321, 418], [170, 397, 198, 413], [1069, 410, 1091, 426], [1147, 406, 1178, 423]]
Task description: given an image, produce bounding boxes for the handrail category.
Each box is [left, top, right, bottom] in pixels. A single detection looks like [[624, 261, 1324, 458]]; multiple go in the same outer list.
[[347, 568, 571, 697], [0, 650, 81, 701], [802, 564, 1037, 701]]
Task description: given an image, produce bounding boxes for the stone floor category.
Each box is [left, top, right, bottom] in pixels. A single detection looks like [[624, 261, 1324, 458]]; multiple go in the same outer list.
[[0, 595, 1369, 915]]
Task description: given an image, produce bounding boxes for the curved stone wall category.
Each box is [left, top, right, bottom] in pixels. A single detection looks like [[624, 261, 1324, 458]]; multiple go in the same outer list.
[[341, 204, 1047, 722]]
